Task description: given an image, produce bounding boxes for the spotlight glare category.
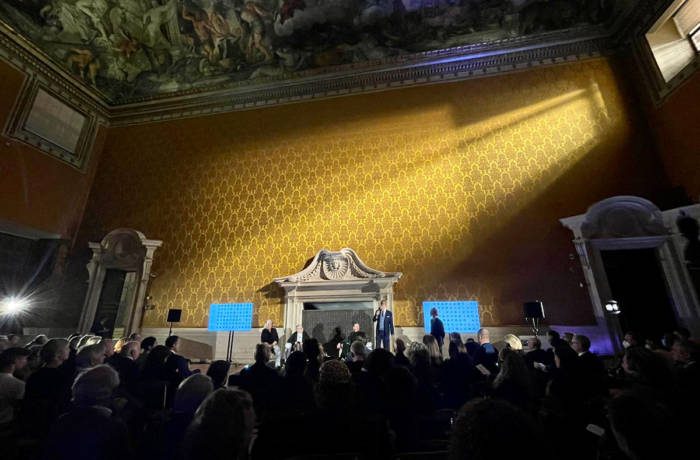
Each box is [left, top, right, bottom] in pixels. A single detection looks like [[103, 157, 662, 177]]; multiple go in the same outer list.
[[2, 296, 29, 314], [605, 300, 620, 315]]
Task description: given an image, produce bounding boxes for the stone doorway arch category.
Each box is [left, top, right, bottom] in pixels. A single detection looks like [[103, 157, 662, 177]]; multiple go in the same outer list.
[[78, 228, 162, 337], [561, 196, 700, 352]]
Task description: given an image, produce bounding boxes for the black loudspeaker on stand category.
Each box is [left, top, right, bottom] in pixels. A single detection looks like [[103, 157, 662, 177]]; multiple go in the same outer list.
[[167, 309, 182, 337], [523, 301, 545, 336]]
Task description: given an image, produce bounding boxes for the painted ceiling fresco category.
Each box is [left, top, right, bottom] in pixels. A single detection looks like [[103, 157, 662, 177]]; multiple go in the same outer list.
[[0, 1, 635, 104]]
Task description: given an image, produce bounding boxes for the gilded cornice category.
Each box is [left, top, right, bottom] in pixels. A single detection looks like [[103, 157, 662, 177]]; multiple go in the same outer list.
[[0, 0, 678, 126]]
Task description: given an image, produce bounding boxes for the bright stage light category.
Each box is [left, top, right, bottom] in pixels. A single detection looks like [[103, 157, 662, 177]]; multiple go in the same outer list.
[[1, 296, 29, 315], [605, 300, 620, 315]]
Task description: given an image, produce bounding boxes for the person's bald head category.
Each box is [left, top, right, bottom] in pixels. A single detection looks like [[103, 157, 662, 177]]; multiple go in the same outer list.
[[477, 328, 490, 345]]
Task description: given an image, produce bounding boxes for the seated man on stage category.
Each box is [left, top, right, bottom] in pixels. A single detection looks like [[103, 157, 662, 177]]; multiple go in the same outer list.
[[285, 324, 309, 359], [339, 323, 367, 359], [261, 319, 282, 367]]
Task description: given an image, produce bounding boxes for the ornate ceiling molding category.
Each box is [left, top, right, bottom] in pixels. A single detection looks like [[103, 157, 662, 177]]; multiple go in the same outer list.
[[0, 0, 679, 126], [0, 23, 109, 121], [109, 32, 611, 126]]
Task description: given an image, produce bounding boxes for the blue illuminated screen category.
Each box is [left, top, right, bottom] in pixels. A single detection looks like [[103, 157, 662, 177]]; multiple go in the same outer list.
[[423, 301, 481, 334], [208, 303, 253, 331]]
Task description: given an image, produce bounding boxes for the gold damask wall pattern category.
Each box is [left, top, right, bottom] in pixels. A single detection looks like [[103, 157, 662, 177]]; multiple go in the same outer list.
[[79, 58, 664, 329]]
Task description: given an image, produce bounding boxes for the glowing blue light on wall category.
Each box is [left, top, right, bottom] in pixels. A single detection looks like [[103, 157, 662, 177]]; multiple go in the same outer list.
[[423, 301, 481, 334], [208, 303, 253, 331]]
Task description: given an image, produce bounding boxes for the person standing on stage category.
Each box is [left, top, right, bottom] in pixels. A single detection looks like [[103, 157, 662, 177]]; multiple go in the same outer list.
[[430, 307, 445, 354], [261, 319, 281, 367], [373, 300, 394, 350]]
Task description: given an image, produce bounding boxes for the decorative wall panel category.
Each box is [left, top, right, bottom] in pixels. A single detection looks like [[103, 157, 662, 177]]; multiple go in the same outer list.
[[78, 58, 668, 329], [0, 60, 107, 240]]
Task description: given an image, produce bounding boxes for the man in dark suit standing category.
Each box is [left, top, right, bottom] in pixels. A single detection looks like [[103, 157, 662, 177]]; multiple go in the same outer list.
[[373, 299, 394, 350], [429, 307, 445, 354], [164, 335, 194, 385], [572, 334, 607, 398]]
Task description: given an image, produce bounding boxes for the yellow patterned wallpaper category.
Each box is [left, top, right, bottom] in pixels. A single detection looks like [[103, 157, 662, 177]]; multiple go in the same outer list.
[[79, 58, 665, 329]]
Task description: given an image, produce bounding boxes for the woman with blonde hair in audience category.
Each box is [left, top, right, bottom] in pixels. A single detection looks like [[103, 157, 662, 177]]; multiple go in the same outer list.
[[503, 333, 524, 353], [112, 338, 127, 355]]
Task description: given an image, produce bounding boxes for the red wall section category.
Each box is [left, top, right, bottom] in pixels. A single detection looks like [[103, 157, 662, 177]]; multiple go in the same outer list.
[[0, 59, 105, 241], [648, 71, 700, 200]]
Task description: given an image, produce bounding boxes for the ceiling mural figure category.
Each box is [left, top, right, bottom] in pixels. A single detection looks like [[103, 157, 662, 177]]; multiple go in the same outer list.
[[0, 0, 633, 103]]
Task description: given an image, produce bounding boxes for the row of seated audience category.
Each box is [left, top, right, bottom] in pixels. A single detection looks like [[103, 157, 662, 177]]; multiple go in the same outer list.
[[0, 326, 698, 460]]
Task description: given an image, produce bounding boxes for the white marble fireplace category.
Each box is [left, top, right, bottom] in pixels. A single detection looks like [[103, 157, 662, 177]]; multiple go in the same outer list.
[[273, 248, 402, 341]]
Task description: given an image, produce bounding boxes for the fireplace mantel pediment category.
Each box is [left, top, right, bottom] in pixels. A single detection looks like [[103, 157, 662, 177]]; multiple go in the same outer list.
[[273, 248, 401, 339], [274, 248, 401, 286]]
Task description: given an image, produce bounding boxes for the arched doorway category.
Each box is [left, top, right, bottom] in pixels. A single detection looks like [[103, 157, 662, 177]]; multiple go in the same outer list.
[[561, 196, 700, 352], [78, 229, 161, 337]]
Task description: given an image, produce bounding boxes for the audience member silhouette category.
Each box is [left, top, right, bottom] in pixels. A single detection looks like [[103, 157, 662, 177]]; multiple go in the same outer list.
[[493, 347, 535, 412], [279, 351, 314, 413], [107, 341, 140, 391], [422, 334, 443, 368], [235, 344, 281, 422], [164, 336, 194, 387], [5, 326, 699, 460], [159, 374, 214, 460], [473, 328, 499, 375], [206, 360, 231, 389], [136, 337, 157, 370], [183, 389, 255, 460], [302, 338, 323, 383], [407, 341, 439, 414], [608, 391, 680, 460], [0, 347, 30, 426], [572, 334, 607, 399], [394, 337, 411, 367], [449, 398, 547, 460], [42, 365, 131, 460], [440, 341, 476, 409], [23, 338, 72, 437]]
